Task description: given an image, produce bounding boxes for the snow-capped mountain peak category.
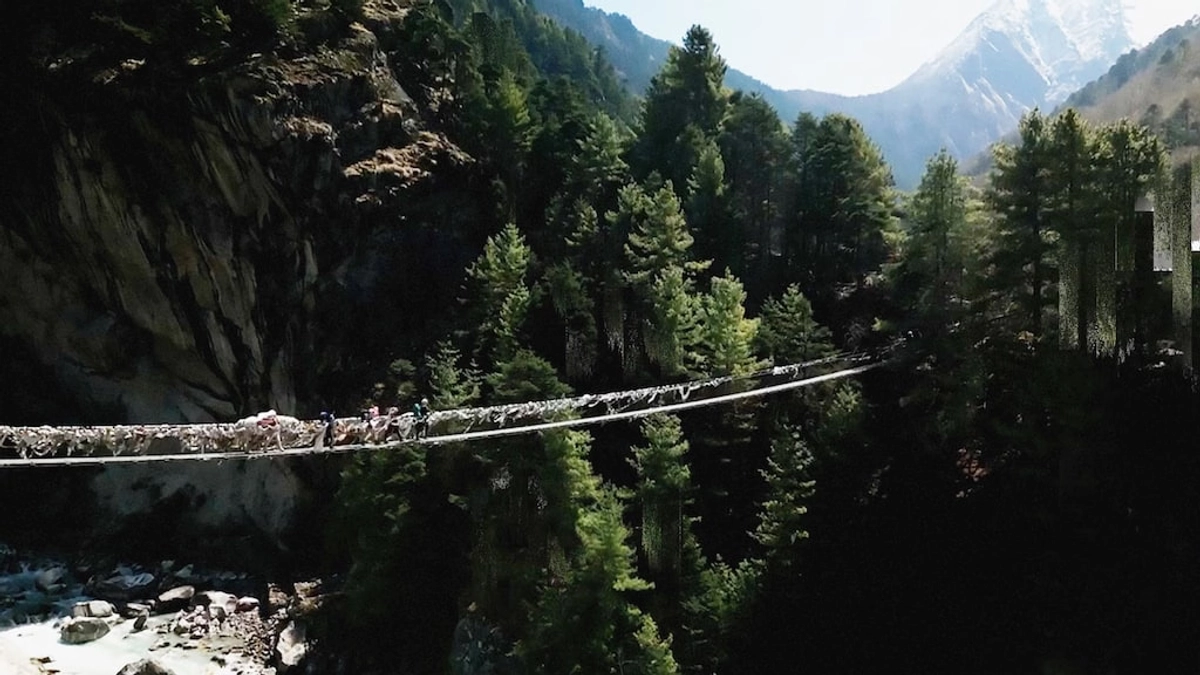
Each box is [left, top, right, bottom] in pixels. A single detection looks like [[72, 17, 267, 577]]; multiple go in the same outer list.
[[907, 0, 1133, 104]]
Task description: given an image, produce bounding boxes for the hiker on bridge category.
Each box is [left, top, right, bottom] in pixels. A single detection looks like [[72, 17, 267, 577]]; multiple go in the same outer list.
[[319, 411, 335, 447], [384, 406, 403, 441], [413, 397, 431, 439]]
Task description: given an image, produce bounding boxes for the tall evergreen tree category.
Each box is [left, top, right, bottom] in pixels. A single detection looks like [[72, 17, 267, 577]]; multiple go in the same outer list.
[[1046, 109, 1099, 349], [900, 149, 972, 328], [1093, 119, 1165, 353], [697, 270, 762, 378], [609, 181, 711, 378], [622, 182, 711, 292], [631, 414, 698, 642], [524, 77, 592, 245], [783, 113, 896, 303], [426, 340, 483, 410], [987, 109, 1053, 337], [755, 284, 836, 366], [631, 414, 693, 582], [481, 70, 536, 218], [752, 426, 816, 572], [464, 222, 535, 364], [569, 112, 631, 208], [718, 92, 789, 286], [685, 140, 734, 277], [633, 25, 730, 190], [520, 429, 680, 675], [644, 266, 702, 377]]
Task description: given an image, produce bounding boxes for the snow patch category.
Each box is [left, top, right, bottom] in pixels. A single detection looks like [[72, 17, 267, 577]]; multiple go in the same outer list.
[[906, 0, 1134, 107]]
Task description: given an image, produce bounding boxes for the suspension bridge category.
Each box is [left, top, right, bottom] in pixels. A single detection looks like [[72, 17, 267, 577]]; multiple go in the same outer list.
[[0, 349, 892, 468]]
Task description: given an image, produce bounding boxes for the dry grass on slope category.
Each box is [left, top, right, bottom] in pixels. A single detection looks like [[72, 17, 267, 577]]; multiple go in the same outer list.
[[1071, 22, 1200, 164]]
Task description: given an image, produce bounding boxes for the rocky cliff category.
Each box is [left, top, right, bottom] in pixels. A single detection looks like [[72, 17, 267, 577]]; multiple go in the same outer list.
[[0, 0, 470, 560], [0, 0, 466, 426]]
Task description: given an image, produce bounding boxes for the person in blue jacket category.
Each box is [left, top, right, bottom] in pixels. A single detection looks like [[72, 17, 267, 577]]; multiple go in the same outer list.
[[413, 398, 431, 439], [318, 411, 335, 447]]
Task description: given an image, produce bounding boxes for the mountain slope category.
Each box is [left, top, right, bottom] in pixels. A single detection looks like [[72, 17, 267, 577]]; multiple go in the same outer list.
[[965, 15, 1200, 179], [534, 0, 1134, 188], [781, 0, 1135, 186], [1063, 16, 1200, 163], [529, 0, 795, 115]]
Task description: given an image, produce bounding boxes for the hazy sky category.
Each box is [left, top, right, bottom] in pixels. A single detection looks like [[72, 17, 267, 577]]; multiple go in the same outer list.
[[583, 0, 1198, 96]]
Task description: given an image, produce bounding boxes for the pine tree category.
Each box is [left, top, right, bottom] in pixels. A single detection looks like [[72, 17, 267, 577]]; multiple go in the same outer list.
[[570, 112, 631, 207], [987, 109, 1053, 336], [524, 78, 593, 247], [631, 414, 692, 582], [606, 181, 711, 378], [685, 139, 733, 276], [465, 222, 535, 364], [1046, 109, 1100, 349], [485, 348, 571, 404], [697, 270, 762, 378], [902, 149, 971, 327], [547, 197, 612, 380], [471, 349, 573, 635], [783, 113, 896, 302], [545, 261, 599, 381], [753, 427, 816, 572], [644, 266, 702, 377], [1093, 119, 1164, 354], [520, 429, 680, 675], [623, 182, 712, 291], [755, 284, 835, 366], [484, 70, 536, 216], [718, 92, 789, 283], [633, 25, 730, 189], [336, 341, 478, 671], [425, 341, 482, 410]]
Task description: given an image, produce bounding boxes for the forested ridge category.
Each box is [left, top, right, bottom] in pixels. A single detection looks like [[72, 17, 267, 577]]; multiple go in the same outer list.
[[1066, 16, 1200, 162], [321, 1, 1200, 672], [5, 0, 1200, 672]]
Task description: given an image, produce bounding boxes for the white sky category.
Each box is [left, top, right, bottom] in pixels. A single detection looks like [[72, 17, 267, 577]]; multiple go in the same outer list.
[[583, 0, 1198, 96]]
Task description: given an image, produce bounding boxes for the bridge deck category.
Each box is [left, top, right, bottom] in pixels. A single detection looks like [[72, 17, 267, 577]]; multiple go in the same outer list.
[[0, 352, 883, 466]]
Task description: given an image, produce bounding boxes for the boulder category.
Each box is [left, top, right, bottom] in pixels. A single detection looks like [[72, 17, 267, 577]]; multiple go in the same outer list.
[[72, 600, 116, 618], [35, 567, 67, 592], [116, 659, 177, 675], [155, 585, 194, 612], [236, 596, 260, 613], [132, 613, 148, 632], [121, 602, 151, 618], [60, 616, 111, 644], [267, 584, 290, 613], [194, 590, 236, 613], [293, 581, 321, 599], [93, 572, 156, 601], [275, 620, 308, 670]]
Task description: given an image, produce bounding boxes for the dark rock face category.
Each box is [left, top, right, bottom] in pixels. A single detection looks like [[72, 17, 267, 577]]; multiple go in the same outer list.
[[0, 11, 457, 425], [0, 2, 468, 559]]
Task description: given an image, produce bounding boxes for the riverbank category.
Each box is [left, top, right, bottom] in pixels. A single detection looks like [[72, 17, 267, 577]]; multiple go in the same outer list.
[[0, 547, 289, 675], [0, 613, 263, 675]]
